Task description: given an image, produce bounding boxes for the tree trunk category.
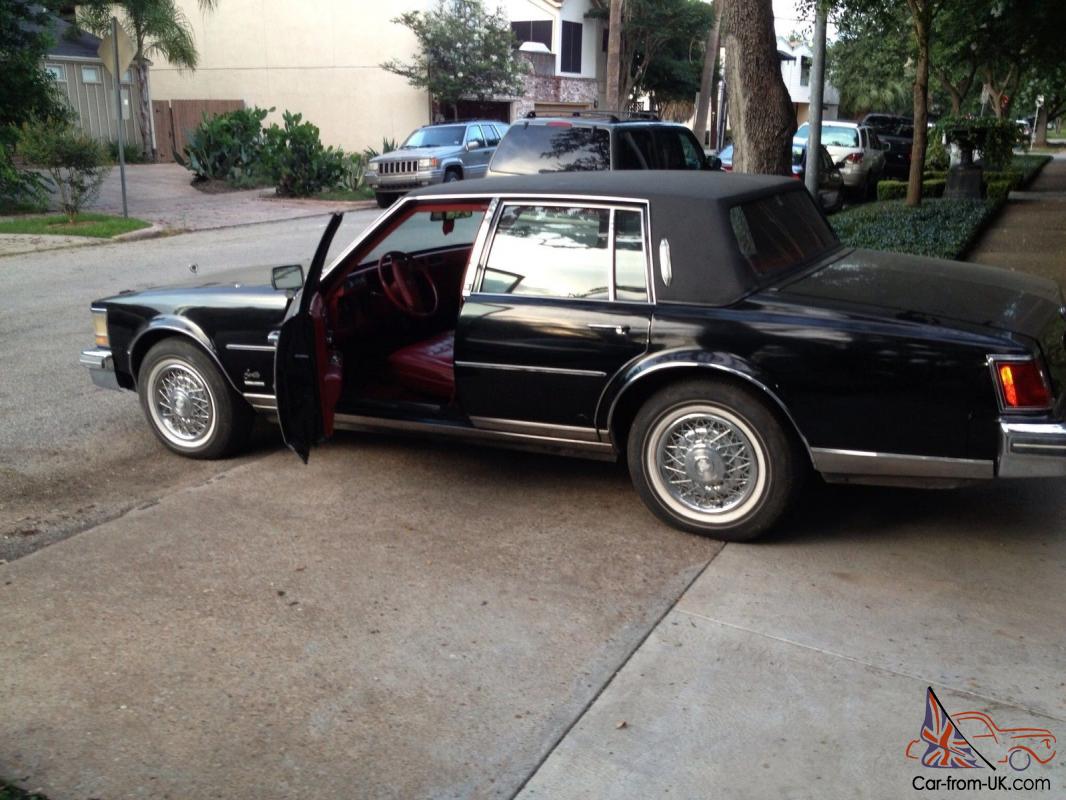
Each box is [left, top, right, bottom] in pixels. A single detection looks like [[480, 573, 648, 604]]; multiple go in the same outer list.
[[905, 0, 931, 207], [135, 59, 153, 160], [1033, 105, 1048, 146], [722, 0, 794, 174], [605, 0, 623, 110], [693, 2, 722, 147]]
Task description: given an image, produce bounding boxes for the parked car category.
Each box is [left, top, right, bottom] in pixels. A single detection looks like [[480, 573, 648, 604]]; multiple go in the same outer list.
[[80, 172, 1066, 540], [794, 121, 887, 197], [717, 143, 843, 213], [488, 111, 720, 176], [365, 119, 509, 207], [861, 113, 914, 180]]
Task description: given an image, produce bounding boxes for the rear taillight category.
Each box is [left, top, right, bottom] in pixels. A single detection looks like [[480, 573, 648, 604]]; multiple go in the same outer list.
[[845, 152, 864, 164], [991, 358, 1053, 410]]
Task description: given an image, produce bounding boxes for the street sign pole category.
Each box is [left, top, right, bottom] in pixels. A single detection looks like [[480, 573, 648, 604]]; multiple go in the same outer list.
[[111, 17, 128, 218], [805, 1, 827, 197]]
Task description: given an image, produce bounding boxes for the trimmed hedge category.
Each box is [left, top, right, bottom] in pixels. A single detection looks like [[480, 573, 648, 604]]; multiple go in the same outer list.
[[985, 179, 1012, 204], [876, 178, 946, 201], [831, 198, 1002, 260], [1009, 154, 1052, 187]]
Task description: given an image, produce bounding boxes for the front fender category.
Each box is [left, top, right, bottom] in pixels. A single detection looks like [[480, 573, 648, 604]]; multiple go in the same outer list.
[[597, 348, 810, 452], [127, 315, 240, 393]]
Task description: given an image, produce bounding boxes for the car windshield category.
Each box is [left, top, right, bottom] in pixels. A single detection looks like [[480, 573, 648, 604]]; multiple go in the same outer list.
[[490, 123, 611, 174], [821, 126, 860, 147], [403, 125, 467, 148], [729, 190, 838, 278]]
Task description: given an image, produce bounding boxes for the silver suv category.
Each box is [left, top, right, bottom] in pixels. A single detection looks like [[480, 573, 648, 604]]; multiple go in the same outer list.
[[365, 120, 509, 208]]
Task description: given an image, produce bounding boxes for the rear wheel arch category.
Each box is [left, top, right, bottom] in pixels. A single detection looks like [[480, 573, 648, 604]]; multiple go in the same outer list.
[[607, 364, 814, 469]]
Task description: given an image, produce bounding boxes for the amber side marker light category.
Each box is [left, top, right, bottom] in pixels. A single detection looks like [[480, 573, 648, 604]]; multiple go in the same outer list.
[[994, 359, 1052, 410], [92, 309, 109, 348]]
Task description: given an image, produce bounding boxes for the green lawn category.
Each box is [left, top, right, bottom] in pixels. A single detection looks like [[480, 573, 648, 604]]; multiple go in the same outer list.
[[832, 198, 1000, 260], [316, 186, 375, 202], [0, 212, 150, 238]]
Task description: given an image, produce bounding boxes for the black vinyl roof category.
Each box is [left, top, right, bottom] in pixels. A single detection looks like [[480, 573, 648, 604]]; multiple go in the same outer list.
[[410, 171, 811, 306]]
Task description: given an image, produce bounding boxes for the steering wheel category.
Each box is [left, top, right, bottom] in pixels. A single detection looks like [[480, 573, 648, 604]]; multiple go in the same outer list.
[[376, 250, 439, 318]]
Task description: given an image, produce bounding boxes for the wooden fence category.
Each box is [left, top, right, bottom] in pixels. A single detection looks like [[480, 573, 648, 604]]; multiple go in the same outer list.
[[152, 99, 245, 162]]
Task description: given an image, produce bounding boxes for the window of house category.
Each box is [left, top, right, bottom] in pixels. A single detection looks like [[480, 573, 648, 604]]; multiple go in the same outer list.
[[800, 56, 812, 87], [81, 66, 102, 84], [45, 64, 65, 82], [561, 21, 583, 73], [482, 205, 610, 299], [511, 20, 552, 50]]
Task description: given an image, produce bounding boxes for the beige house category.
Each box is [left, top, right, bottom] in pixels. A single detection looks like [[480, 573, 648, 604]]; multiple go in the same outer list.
[[40, 15, 142, 146], [149, 0, 605, 152]]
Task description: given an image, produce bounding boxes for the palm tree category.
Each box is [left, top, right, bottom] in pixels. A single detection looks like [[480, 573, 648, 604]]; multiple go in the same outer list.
[[79, 0, 217, 159]]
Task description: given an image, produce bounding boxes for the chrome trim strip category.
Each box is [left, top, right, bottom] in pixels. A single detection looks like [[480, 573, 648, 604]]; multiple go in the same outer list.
[[454, 360, 607, 378], [998, 420, 1066, 478], [226, 343, 276, 352], [243, 392, 277, 411], [333, 413, 616, 459], [811, 448, 994, 479], [79, 347, 112, 369], [462, 197, 499, 298], [469, 416, 604, 443], [243, 380, 266, 387]]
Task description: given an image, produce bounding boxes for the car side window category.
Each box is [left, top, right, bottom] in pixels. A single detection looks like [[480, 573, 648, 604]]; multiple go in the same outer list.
[[466, 125, 484, 147], [614, 209, 648, 301], [654, 130, 703, 170], [481, 205, 610, 300], [483, 125, 501, 146]]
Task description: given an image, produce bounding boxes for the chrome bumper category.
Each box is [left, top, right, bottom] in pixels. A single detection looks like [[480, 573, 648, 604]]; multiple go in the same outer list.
[[80, 347, 120, 390], [998, 421, 1066, 478], [365, 169, 442, 191]]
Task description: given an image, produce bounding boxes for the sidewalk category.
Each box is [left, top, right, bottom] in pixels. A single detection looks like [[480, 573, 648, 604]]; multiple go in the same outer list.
[[516, 159, 1066, 799]]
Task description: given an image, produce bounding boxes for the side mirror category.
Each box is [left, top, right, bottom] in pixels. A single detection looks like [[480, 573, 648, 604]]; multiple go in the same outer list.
[[705, 156, 723, 171], [466, 140, 481, 151], [272, 263, 304, 291]]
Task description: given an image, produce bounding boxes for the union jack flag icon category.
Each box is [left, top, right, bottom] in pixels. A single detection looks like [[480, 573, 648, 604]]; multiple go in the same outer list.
[[918, 687, 992, 769]]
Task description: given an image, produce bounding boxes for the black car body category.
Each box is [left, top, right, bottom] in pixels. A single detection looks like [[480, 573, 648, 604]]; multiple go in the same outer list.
[[82, 172, 1066, 540], [862, 113, 915, 180], [488, 111, 718, 176]]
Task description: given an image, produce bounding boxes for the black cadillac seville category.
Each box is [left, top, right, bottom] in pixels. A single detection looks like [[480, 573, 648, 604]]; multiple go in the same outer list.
[[81, 171, 1066, 540]]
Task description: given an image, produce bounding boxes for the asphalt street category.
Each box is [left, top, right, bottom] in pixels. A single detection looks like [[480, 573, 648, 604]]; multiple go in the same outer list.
[[0, 210, 378, 561]]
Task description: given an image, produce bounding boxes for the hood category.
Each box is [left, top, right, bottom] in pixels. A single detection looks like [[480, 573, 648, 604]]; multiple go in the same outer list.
[[374, 145, 456, 162], [96, 263, 294, 307], [782, 248, 1065, 341]]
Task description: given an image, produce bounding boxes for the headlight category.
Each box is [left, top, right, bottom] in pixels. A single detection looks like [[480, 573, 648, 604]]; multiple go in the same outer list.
[[365, 162, 379, 174], [418, 157, 439, 169], [91, 308, 109, 348]]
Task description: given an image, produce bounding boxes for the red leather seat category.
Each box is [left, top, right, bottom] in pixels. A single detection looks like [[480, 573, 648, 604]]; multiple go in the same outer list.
[[387, 330, 455, 401]]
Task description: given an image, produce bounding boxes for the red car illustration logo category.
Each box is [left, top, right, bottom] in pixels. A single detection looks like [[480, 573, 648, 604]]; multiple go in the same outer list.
[[906, 702, 1057, 771]]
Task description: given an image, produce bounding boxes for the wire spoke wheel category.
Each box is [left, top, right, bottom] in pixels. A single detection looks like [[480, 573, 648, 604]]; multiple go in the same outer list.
[[147, 358, 217, 448]]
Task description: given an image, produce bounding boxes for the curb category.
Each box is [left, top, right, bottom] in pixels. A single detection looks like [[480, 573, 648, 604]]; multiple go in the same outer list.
[[113, 223, 170, 242]]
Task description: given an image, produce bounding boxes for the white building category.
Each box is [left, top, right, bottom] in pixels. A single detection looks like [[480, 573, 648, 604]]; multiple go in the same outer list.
[[777, 36, 840, 125]]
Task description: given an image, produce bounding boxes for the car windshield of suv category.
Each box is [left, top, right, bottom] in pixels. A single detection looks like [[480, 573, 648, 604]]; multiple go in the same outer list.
[[729, 191, 838, 278], [490, 123, 610, 174], [403, 125, 467, 148], [821, 126, 860, 147]]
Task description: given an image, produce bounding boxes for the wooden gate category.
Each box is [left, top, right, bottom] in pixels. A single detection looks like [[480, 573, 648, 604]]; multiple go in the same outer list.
[[152, 99, 245, 162]]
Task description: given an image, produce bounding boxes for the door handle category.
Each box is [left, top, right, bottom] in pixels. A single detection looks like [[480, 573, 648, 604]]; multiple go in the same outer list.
[[588, 323, 630, 336]]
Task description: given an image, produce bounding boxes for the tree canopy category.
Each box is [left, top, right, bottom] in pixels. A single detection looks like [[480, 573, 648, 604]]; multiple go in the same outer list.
[[382, 0, 524, 120], [0, 1, 68, 144]]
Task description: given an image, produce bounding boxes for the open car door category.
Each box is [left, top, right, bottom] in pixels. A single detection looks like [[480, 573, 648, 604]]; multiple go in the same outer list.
[[275, 213, 344, 463]]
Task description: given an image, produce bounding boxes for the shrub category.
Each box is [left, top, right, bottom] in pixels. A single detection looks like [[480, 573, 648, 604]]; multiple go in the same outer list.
[[0, 140, 48, 212], [262, 111, 346, 197], [180, 106, 272, 183], [107, 140, 147, 164], [362, 137, 398, 162], [339, 152, 367, 192], [982, 170, 1021, 190], [933, 116, 1016, 170], [1009, 154, 1052, 187], [18, 119, 110, 221], [925, 134, 950, 171], [876, 179, 946, 202], [985, 179, 1012, 204], [831, 198, 999, 260]]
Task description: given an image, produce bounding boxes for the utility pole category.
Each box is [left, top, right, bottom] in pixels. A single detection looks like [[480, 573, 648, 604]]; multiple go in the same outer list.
[[111, 17, 128, 218], [805, 1, 827, 198]]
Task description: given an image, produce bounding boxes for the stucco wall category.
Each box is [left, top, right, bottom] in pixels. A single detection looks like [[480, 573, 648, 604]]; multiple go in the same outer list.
[[149, 0, 434, 151]]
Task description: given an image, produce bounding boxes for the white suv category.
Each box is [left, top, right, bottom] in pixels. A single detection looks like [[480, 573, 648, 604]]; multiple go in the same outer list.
[[794, 121, 886, 197]]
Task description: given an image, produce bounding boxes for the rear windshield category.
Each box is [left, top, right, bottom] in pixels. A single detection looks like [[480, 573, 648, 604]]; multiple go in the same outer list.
[[822, 126, 860, 147], [729, 190, 838, 278], [404, 125, 466, 148], [491, 123, 610, 174]]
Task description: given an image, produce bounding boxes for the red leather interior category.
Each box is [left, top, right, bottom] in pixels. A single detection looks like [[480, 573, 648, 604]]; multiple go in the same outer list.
[[386, 330, 455, 401]]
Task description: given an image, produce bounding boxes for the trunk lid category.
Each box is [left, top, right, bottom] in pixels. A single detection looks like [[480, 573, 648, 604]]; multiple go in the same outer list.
[[783, 248, 1066, 396]]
